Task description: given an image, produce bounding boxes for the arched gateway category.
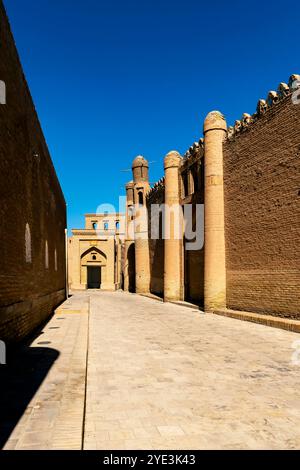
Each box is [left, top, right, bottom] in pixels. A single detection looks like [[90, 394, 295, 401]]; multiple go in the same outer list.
[[81, 247, 107, 289]]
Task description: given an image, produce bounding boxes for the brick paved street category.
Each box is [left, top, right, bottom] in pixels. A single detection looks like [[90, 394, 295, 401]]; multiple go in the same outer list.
[[2, 291, 300, 450]]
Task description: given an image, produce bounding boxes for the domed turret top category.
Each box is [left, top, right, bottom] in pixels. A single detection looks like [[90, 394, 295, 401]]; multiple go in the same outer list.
[[204, 110, 227, 133], [132, 155, 149, 183], [132, 155, 149, 169]]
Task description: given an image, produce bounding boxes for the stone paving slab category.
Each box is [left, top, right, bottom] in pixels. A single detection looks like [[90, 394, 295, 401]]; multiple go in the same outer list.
[[84, 291, 300, 450], [2, 291, 300, 450], [2, 293, 89, 450]]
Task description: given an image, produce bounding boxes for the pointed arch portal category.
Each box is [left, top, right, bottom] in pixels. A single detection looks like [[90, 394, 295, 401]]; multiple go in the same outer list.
[[80, 246, 107, 289]]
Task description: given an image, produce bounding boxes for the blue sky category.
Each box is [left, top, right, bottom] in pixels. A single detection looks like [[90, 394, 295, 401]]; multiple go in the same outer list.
[[4, 0, 300, 231]]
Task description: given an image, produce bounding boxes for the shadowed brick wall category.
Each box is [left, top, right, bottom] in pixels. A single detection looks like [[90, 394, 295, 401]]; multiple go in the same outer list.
[[223, 96, 300, 318], [147, 184, 165, 297], [180, 150, 204, 306], [146, 148, 205, 305], [0, 1, 66, 343]]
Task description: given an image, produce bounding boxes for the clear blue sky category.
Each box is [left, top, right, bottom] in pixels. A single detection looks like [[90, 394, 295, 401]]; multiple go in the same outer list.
[[5, 0, 300, 231]]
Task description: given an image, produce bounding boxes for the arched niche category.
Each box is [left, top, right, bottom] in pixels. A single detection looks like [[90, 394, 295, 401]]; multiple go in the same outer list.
[[25, 223, 32, 263], [45, 240, 49, 269], [80, 246, 107, 266]]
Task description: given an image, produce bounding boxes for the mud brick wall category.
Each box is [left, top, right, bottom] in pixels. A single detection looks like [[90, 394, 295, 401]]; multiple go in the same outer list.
[[223, 96, 300, 318], [184, 245, 204, 305], [147, 186, 165, 297], [0, 2, 66, 343], [180, 156, 204, 306]]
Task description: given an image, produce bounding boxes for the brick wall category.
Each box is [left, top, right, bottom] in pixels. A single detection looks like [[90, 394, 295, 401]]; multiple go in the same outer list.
[[0, 2, 66, 343], [224, 96, 300, 318], [146, 150, 205, 304], [147, 185, 165, 297], [184, 223, 204, 306], [180, 153, 204, 306]]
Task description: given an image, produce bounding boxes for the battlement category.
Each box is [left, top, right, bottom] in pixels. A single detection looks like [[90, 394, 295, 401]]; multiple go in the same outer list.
[[227, 73, 300, 139], [182, 138, 204, 163], [146, 176, 165, 201]]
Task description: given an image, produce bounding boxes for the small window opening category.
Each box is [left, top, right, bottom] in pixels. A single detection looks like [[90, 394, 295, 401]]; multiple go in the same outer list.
[[138, 192, 143, 206], [182, 172, 189, 197]]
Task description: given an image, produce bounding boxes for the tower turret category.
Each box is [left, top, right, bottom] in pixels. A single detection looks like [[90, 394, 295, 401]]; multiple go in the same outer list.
[[132, 155, 149, 183]]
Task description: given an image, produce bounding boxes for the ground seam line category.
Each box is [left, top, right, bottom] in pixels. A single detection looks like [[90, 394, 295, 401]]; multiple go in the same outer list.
[[81, 295, 90, 450]]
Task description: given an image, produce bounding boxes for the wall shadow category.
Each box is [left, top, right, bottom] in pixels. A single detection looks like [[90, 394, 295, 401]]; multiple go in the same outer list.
[[150, 239, 164, 298], [127, 244, 136, 293], [0, 341, 59, 449]]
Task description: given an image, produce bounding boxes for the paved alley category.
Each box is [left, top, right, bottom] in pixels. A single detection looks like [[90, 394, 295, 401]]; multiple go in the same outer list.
[[83, 292, 300, 450], [2, 291, 300, 450]]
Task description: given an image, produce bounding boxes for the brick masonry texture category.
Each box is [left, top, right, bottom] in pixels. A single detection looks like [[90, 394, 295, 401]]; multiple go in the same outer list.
[[147, 186, 165, 297], [181, 159, 204, 306], [146, 157, 205, 306], [224, 96, 300, 318], [0, 2, 66, 343]]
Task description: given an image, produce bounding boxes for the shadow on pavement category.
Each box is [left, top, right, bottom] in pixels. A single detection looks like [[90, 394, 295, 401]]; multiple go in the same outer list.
[[0, 341, 59, 449]]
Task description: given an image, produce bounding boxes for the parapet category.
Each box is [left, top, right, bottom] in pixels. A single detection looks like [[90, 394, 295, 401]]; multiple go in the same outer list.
[[227, 73, 300, 139], [182, 138, 204, 163], [146, 176, 165, 201]]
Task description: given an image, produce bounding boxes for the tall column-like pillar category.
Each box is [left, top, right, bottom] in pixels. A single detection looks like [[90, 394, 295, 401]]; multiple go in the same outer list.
[[132, 156, 150, 294], [124, 182, 135, 292], [203, 111, 227, 312], [164, 151, 184, 302], [135, 223, 150, 294]]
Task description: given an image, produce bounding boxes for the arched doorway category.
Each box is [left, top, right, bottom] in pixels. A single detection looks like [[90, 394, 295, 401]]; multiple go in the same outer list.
[[87, 266, 101, 289], [127, 243, 136, 293], [80, 247, 107, 289]]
